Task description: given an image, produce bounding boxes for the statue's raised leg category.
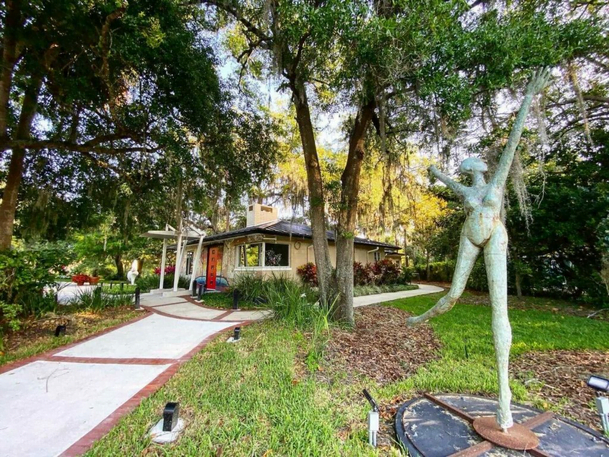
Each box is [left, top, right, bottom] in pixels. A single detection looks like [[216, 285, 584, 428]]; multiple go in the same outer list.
[[407, 235, 480, 326], [484, 225, 513, 431]]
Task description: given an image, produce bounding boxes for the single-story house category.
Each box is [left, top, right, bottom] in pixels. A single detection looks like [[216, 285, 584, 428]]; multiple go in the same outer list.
[[179, 203, 401, 290]]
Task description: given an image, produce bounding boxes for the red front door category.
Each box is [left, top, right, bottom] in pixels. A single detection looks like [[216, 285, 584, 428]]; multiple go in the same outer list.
[[206, 246, 223, 290], [206, 247, 218, 290]]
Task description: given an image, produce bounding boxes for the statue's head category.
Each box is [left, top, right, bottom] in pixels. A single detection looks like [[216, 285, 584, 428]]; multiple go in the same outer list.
[[459, 157, 488, 175]]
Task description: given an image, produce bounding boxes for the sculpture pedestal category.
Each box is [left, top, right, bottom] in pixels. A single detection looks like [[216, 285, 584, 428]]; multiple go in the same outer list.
[[395, 393, 609, 457], [472, 416, 539, 451]]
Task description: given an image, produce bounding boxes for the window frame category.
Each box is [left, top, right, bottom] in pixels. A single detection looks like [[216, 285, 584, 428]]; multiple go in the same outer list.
[[235, 240, 291, 271]]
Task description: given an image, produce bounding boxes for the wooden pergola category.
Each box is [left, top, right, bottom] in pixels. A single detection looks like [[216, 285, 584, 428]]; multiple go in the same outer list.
[[141, 223, 204, 292]]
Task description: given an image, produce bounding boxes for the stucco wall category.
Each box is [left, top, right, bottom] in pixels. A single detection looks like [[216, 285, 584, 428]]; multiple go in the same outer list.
[[185, 235, 388, 284]]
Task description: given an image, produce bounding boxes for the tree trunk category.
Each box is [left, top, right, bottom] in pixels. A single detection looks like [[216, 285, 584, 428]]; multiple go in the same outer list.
[[334, 99, 376, 325], [515, 271, 522, 298], [290, 78, 335, 307], [0, 147, 26, 250], [114, 253, 124, 279], [0, 75, 42, 250], [426, 251, 431, 281]]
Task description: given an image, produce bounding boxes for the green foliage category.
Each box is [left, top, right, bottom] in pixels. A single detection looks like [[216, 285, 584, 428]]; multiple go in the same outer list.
[[68, 288, 133, 311], [352, 284, 418, 297], [0, 243, 73, 330]]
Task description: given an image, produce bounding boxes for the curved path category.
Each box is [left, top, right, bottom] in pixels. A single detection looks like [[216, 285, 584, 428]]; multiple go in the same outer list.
[[140, 293, 273, 321], [0, 286, 441, 457], [353, 283, 444, 308], [0, 293, 262, 457]]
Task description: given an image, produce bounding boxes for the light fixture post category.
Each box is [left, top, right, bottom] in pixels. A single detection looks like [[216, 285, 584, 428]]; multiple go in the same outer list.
[[596, 394, 609, 434], [363, 389, 379, 447]]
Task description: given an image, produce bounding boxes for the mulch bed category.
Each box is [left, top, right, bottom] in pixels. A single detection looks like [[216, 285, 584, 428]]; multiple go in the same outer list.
[[511, 349, 609, 433], [324, 305, 441, 385], [1, 307, 138, 356]]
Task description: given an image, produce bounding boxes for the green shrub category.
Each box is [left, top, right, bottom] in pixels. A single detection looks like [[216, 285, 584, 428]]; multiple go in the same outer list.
[[400, 266, 418, 284], [231, 273, 268, 301], [69, 288, 133, 310], [135, 274, 189, 292], [0, 242, 73, 328], [353, 284, 418, 297]]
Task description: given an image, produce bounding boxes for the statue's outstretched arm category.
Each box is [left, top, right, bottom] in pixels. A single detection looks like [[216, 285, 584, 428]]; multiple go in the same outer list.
[[491, 68, 551, 190], [430, 165, 467, 196]]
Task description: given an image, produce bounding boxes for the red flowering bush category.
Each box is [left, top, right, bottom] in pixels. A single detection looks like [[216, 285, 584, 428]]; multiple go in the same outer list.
[[296, 262, 318, 286], [154, 265, 176, 275], [71, 274, 90, 285], [353, 262, 375, 286], [370, 259, 400, 285]]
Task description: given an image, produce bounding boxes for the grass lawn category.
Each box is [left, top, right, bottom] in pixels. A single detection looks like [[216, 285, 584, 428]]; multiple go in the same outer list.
[[86, 291, 609, 456], [0, 306, 141, 366], [380, 292, 609, 430], [86, 320, 377, 457]]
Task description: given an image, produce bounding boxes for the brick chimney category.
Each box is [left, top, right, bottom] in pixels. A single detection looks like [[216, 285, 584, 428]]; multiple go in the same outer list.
[[246, 203, 278, 227]]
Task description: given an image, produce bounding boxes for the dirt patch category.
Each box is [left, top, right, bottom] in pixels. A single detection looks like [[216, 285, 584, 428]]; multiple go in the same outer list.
[[511, 350, 609, 432], [324, 305, 441, 385]]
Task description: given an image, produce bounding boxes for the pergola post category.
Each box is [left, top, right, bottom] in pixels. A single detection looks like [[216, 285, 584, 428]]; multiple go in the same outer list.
[[173, 231, 184, 292], [189, 235, 204, 292], [159, 235, 168, 290]]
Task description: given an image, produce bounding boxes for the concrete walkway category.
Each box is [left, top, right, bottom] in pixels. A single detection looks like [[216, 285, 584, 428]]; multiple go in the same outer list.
[[0, 296, 266, 457], [0, 287, 440, 457], [353, 283, 444, 307], [140, 293, 274, 321]]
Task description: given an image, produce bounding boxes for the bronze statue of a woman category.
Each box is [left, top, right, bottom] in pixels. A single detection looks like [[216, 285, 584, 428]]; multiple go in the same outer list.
[[407, 68, 550, 432]]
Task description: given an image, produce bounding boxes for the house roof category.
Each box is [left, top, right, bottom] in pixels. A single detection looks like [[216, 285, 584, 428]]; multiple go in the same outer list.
[[187, 220, 401, 250]]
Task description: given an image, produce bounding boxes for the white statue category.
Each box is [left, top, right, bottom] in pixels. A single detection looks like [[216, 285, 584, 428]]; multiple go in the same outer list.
[[127, 260, 139, 285], [407, 68, 550, 432]]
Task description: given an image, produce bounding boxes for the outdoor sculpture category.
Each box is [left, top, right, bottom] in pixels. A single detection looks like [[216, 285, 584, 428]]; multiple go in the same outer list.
[[127, 260, 139, 285], [407, 68, 551, 433]]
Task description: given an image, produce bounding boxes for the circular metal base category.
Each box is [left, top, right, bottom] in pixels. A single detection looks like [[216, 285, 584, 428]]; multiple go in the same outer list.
[[472, 416, 540, 450], [395, 394, 609, 457]]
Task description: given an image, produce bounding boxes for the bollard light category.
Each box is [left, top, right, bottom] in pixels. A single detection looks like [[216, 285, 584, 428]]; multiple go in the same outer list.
[[54, 324, 66, 337], [363, 389, 379, 447], [134, 287, 141, 310], [163, 402, 180, 432], [233, 289, 240, 310], [197, 283, 203, 300], [233, 327, 241, 341]]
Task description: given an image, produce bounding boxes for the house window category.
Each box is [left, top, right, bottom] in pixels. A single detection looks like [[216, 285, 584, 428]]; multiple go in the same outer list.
[[186, 251, 194, 274], [236, 242, 290, 268], [265, 243, 289, 267], [238, 243, 262, 267], [374, 250, 381, 262]]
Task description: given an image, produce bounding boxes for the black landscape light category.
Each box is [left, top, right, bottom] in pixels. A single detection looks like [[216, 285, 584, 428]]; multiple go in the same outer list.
[[233, 288, 240, 310], [233, 327, 241, 341], [54, 324, 66, 337], [163, 402, 180, 432], [134, 287, 141, 310], [587, 375, 609, 393]]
